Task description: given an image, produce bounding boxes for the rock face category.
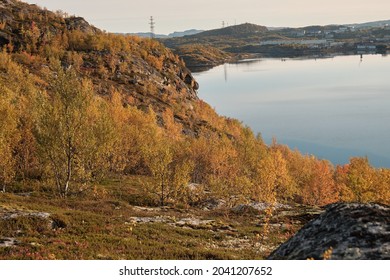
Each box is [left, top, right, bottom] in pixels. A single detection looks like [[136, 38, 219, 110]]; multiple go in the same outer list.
[[65, 17, 98, 34], [268, 203, 390, 260]]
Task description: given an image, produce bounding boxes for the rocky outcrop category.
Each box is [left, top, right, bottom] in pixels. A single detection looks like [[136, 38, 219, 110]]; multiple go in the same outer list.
[[179, 68, 199, 90], [0, 206, 62, 233], [268, 203, 390, 260], [232, 202, 291, 214], [0, 209, 50, 220], [65, 17, 98, 34], [0, 31, 10, 45], [0, 237, 17, 247]]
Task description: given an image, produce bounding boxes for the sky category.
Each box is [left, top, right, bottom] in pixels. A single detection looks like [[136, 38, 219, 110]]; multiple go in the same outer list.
[[25, 0, 390, 34]]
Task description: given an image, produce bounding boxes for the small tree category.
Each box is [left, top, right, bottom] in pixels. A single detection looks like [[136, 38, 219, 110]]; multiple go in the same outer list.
[[376, 168, 390, 204], [347, 157, 376, 202], [143, 134, 194, 206], [144, 140, 173, 206], [301, 159, 337, 206], [0, 86, 19, 192], [34, 64, 94, 197]]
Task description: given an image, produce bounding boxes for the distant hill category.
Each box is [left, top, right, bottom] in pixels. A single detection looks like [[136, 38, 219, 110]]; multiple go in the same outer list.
[[271, 19, 390, 31], [128, 29, 203, 39], [168, 29, 204, 37], [349, 19, 390, 29], [160, 23, 269, 69], [195, 23, 268, 37], [162, 23, 269, 50], [128, 32, 168, 39]]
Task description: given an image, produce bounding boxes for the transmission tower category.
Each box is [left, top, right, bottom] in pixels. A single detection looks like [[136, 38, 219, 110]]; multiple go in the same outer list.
[[149, 16, 155, 38], [222, 21, 225, 28]]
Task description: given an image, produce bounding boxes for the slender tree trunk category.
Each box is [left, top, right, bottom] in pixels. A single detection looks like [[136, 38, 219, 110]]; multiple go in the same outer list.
[[64, 155, 71, 197], [161, 181, 165, 207], [64, 138, 72, 197], [48, 152, 63, 197], [53, 165, 63, 196], [64, 181, 69, 197]]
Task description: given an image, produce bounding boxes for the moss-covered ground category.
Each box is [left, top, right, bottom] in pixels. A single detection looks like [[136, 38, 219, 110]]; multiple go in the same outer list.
[[0, 177, 319, 260]]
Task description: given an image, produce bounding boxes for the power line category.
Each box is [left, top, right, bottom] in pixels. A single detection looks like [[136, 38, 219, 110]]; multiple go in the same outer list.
[[149, 16, 155, 38]]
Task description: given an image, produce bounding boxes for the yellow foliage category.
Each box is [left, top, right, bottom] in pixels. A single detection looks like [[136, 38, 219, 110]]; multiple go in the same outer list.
[[162, 108, 183, 141], [347, 157, 377, 202], [322, 247, 333, 260], [194, 100, 224, 130], [376, 169, 390, 204], [141, 133, 194, 206], [0, 88, 19, 190], [254, 149, 293, 202]]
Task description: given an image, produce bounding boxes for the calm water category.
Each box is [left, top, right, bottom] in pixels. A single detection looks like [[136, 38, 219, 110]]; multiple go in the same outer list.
[[193, 55, 390, 167]]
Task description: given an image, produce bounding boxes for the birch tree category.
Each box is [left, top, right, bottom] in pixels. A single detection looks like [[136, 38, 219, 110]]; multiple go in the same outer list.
[[34, 65, 93, 197], [0, 87, 19, 192]]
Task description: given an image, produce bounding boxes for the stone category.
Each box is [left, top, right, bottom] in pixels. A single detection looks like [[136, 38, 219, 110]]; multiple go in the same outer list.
[[268, 203, 390, 260], [0, 31, 10, 46], [65, 17, 98, 34], [232, 202, 291, 214], [175, 217, 215, 227], [200, 198, 226, 210], [0, 237, 17, 247], [129, 216, 172, 224], [0, 206, 55, 231]]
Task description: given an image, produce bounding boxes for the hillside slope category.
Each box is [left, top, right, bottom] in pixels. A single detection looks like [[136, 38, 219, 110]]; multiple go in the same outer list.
[[0, 0, 205, 133]]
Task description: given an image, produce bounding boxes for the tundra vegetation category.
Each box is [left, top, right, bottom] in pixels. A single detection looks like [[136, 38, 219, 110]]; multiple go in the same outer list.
[[0, 0, 389, 260]]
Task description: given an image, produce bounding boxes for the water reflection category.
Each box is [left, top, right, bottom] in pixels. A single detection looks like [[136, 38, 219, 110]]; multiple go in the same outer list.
[[224, 63, 227, 82]]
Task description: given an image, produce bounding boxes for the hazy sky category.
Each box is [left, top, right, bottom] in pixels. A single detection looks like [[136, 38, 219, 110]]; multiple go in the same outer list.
[[25, 0, 390, 34]]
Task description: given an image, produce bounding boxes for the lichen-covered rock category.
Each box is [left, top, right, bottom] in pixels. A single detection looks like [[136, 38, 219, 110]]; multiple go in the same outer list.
[[0, 237, 18, 247], [268, 203, 390, 260], [232, 202, 291, 214], [0, 206, 56, 232], [65, 17, 98, 34]]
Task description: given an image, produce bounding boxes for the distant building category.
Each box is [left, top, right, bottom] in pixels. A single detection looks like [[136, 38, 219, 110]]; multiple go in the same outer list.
[[325, 33, 335, 39], [357, 44, 377, 53], [305, 30, 322, 36], [336, 27, 349, 33], [291, 30, 306, 37], [329, 42, 344, 47], [260, 39, 331, 48]]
